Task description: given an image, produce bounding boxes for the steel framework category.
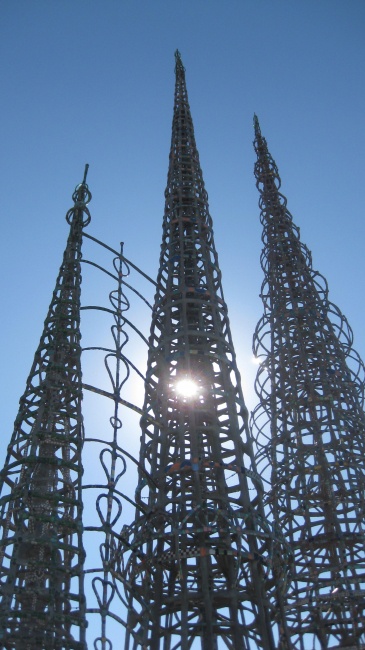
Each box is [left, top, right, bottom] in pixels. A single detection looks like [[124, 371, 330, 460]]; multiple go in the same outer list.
[[0, 169, 91, 648], [251, 115, 365, 649], [116, 53, 290, 650]]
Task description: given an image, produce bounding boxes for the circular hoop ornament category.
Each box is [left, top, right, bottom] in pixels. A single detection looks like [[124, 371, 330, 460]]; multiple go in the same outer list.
[[110, 416, 122, 429], [66, 205, 91, 227], [72, 185, 92, 205]]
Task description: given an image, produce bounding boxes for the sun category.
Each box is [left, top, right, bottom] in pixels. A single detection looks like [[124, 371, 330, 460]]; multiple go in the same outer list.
[[175, 378, 199, 398]]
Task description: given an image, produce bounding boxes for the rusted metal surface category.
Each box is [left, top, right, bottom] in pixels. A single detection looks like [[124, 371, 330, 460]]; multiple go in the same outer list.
[[252, 116, 365, 649]]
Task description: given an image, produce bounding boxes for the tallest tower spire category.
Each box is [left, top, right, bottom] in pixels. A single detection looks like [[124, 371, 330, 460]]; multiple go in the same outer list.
[[119, 52, 288, 650]]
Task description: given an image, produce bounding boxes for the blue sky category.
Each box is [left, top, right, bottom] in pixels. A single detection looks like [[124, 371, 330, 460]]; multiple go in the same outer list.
[[1, 1, 365, 644]]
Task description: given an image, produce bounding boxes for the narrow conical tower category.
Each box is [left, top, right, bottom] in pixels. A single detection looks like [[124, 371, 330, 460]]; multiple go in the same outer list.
[[118, 53, 289, 650], [0, 169, 91, 649], [252, 116, 365, 649]]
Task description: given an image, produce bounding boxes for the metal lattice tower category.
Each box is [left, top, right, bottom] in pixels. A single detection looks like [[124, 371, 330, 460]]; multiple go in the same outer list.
[[117, 52, 290, 650], [0, 169, 91, 649], [251, 116, 365, 649]]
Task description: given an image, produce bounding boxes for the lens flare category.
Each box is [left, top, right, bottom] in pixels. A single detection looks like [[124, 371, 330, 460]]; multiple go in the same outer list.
[[175, 379, 199, 398]]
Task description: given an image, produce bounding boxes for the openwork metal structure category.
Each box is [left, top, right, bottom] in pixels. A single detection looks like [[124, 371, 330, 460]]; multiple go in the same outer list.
[[0, 169, 91, 649], [116, 52, 290, 650], [6, 52, 365, 650], [80, 233, 157, 648], [251, 115, 365, 649]]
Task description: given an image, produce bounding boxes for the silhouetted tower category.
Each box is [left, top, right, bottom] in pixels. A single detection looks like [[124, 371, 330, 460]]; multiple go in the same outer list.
[[118, 52, 290, 650], [0, 169, 91, 649], [252, 116, 365, 649]]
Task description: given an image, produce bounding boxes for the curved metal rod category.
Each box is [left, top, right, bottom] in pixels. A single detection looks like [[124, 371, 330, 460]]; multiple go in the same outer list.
[[81, 307, 150, 347], [82, 383, 161, 428], [120, 279, 153, 310], [82, 258, 119, 282], [83, 231, 157, 286], [83, 441, 158, 491], [83, 349, 146, 383], [82, 348, 147, 383], [83, 231, 122, 257], [118, 315, 150, 347], [82, 489, 142, 513], [120, 255, 157, 287], [81, 305, 115, 315]]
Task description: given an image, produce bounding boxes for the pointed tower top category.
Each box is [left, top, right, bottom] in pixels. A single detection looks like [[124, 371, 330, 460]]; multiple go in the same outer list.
[[82, 163, 89, 185], [73, 164, 90, 198], [252, 116, 283, 192], [253, 113, 261, 137], [174, 49, 185, 74], [67, 165, 92, 226]]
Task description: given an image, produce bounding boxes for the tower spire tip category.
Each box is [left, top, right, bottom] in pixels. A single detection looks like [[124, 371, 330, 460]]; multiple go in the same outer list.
[[253, 114, 261, 137], [174, 49, 185, 73], [82, 163, 89, 185]]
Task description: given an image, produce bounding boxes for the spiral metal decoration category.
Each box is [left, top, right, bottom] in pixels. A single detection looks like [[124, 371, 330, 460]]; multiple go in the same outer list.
[[80, 233, 159, 649], [0, 168, 91, 649], [251, 116, 365, 649], [81, 243, 130, 650]]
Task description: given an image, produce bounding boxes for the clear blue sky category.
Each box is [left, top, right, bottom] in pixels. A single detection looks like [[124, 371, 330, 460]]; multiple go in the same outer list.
[[0, 1, 364, 644]]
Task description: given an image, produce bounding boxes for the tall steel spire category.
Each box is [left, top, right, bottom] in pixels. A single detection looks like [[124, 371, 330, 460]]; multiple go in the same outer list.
[[117, 52, 289, 650], [0, 169, 91, 649], [252, 116, 365, 649]]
